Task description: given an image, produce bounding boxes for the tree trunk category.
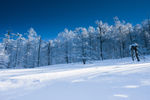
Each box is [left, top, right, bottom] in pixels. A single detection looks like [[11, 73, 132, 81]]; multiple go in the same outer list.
[[100, 37, 103, 60], [47, 42, 51, 65], [24, 40, 30, 68], [81, 37, 86, 64], [98, 26, 104, 60], [37, 37, 41, 67], [14, 40, 19, 67], [65, 41, 69, 64]]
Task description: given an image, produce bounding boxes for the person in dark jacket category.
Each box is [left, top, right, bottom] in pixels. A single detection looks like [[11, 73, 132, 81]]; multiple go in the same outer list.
[[130, 43, 140, 61]]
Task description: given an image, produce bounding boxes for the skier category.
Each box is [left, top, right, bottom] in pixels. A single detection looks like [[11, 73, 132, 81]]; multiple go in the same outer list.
[[129, 43, 140, 61]]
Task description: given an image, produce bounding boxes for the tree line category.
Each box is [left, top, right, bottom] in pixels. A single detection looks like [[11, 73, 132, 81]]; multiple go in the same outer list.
[[0, 17, 150, 68]]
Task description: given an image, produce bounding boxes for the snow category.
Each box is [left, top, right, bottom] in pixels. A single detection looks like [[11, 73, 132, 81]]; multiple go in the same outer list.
[[0, 57, 150, 100], [114, 94, 128, 98], [123, 85, 139, 89]]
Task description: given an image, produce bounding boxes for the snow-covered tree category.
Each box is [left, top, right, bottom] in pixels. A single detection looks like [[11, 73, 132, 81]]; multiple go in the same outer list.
[[57, 28, 76, 64], [96, 20, 111, 60], [0, 43, 9, 68]]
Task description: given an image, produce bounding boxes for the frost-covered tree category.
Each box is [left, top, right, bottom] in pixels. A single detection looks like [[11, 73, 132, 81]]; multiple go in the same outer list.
[[74, 27, 89, 64], [141, 19, 150, 53], [57, 29, 75, 64], [96, 20, 111, 60], [14, 33, 24, 68], [87, 26, 98, 60], [113, 17, 131, 58], [23, 28, 40, 68], [0, 43, 9, 68]]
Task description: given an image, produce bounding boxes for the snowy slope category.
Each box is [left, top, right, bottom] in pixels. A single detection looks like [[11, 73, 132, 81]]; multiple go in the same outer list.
[[0, 57, 150, 100]]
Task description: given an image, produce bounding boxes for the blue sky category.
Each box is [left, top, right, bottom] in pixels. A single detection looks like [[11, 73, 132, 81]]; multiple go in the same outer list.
[[0, 0, 150, 40]]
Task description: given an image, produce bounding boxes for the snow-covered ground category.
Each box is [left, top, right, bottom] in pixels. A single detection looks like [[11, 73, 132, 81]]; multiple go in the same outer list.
[[0, 57, 150, 100]]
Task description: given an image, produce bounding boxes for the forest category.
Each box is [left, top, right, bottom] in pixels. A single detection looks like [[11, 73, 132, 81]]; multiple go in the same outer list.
[[0, 17, 150, 68]]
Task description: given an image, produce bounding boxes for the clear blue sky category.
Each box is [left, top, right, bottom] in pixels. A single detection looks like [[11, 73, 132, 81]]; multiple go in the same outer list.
[[0, 0, 150, 40]]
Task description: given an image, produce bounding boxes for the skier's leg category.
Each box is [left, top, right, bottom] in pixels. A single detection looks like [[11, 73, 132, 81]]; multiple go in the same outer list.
[[135, 51, 140, 61], [131, 49, 134, 61]]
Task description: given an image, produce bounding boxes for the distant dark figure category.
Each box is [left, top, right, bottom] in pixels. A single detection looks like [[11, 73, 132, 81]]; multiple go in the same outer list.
[[130, 43, 140, 61]]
